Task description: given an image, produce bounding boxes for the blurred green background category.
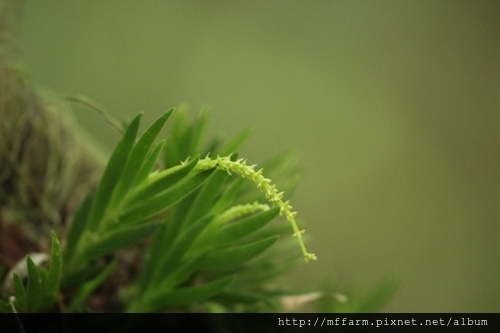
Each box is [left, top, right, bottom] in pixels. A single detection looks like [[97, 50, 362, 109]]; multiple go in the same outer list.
[[19, 1, 499, 312]]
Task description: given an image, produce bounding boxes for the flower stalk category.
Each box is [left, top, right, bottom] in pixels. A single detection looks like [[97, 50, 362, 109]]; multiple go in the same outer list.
[[195, 155, 317, 262]]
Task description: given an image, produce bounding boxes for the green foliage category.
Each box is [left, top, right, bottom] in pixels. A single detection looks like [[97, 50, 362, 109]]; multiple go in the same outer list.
[[0, 107, 391, 313], [0, 109, 320, 312], [2, 232, 62, 312]]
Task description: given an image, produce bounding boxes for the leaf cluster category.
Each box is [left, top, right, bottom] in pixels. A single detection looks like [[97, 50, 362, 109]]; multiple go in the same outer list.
[[0, 232, 62, 312], [1, 107, 308, 312]]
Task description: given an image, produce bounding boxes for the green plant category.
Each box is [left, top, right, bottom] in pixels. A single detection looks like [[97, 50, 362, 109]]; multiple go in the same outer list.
[[1, 104, 320, 313], [0, 1, 394, 316]]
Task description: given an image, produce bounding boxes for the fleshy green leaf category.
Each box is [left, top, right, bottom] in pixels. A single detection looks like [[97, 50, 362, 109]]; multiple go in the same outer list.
[[44, 231, 62, 303], [147, 276, 234, 310], [125, 156, 199, 206], [62, 263, 104, 290], [219, 128, 252, 156], [156, 252, 208, 292], [37, 268, 48, 292], [210, 178, 245, 214], [192, 206, 278, 253], [182, 169, 229, 227], [25, 256, 43, 311], [83, 221, 163, 261], [133, 251, 208, 308], [86, 113, 142, 231], [200, 236, 279, 270], [109, 110, 173, 207], [68, 261, 118, 312], [164, 107, 190, 168], [187, 108, 210, 156], [212, 206, 279, 245], [152, 215, 213, 285], [133, 139, 166, 186], [203, 135, 223, 157], [64, 194, 93, 265], [13, 274, 27, 310], [136, 222, 170, 292], [117, 169, 214, 224], [236, 256, 302, 285]]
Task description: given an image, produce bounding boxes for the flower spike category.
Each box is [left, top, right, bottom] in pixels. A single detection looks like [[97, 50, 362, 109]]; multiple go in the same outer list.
[[196, 155, 316, 262]]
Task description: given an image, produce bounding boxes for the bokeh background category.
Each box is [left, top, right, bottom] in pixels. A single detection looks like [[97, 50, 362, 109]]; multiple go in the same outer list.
[[19, 1, 499, 312]]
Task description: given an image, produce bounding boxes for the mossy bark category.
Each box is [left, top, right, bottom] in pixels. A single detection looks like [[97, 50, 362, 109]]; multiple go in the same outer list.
[[0, 0, 101, 275]]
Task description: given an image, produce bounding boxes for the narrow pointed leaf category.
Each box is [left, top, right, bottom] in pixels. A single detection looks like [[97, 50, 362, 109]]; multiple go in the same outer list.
[[64, 194, 93, 265], [236, 256, 302, 285], [210, 178, 245, 214], [164, 107, 189, 168], [200, 236, 279, 270], [185, 108, 210, 155], [37, 268, 48, 290], [153, 215, 212, 285], [62, 263, 104, 290], [163, 183, 199, 246], [133, 139, 166, 186], [44, 231, 62, 303], [87, 113, 142, 231], [156, 252, 208, 292], [126, 156, 199, 205], [137, 222, 169, 292], [193, 206, 278, 252], [84, 221, 163, 261], [139, 249, 206, 292], [110, 110, 173, 206], [68, 261, 117, 312], [25, 256, 43, 311], [13, 274, 27, 310], [213, 207, 279, 245], [147, 276, 234, 309], [219, 128, 252, 156], [117, 169, 214, 224], [203, 135, 223, 157], [183, 169, 228, 227]]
